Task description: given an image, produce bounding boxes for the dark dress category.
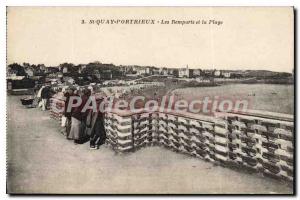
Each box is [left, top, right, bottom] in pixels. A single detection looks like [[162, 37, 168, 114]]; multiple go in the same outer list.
[[64, 92, 72, 137], [69, 95, 89, 141], [86, 110, 106, 148]]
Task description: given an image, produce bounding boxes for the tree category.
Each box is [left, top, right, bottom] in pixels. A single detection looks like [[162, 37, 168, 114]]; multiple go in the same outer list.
[[59, 63, 77, 74], [8, 63, 26, 76]]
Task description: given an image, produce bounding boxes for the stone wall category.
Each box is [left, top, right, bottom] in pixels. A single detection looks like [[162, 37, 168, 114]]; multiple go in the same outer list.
[[49, 93, 294, 182], [104, 109, 294, 182]]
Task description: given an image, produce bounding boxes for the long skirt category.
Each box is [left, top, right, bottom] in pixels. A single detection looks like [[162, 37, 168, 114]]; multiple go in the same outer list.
[[41, 98, 47, 111], [89, 116, 106, 147], [68, 117, 83, 140], [65, 118, 72, 137]]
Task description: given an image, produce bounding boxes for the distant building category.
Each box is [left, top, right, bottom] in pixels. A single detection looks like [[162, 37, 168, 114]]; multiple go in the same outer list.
[[202, 69, 214, 77], [160, 68, 168, 76], [159, 68, 163, 74], [193, 69, 202, 77], [179, 65, 192, 78], [38, 64, 46, 71], [57, 72, 63, 78], [63, 76, 75, 84], [7, 69, 17, 77], [214, 70, 221, 77], [178, 66, 189, 78], [45, 67, 59, 74], [167, 69, 176, 76], [145, 67, 151, 75], [136, 67, 154, 76], [137, 68, 147, 75], [93, 69, 101, 79], [118, 66, 125, 73], [62, 66, 68, 74], [223, 71, 231, 78], [172, 69, 179, 77], [132, 66, 140, 73], [152, 68, 160, 75]]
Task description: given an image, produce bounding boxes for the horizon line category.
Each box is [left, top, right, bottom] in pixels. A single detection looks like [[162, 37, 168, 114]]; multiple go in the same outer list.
[[7, 61, 293, 73]]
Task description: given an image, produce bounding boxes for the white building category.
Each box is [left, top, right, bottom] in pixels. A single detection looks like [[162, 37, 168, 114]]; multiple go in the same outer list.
[[179, 66, 190, 78], [145, 67, 151, 74], [161, 69, 168, 75], [137, 67, 153, 75], [214, 70, 221, 77], [137, 68, 147, 75], [62, 66, 68, 74]]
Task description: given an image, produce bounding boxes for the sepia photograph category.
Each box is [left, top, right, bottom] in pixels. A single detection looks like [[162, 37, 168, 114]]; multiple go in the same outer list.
[[6, 6, 294, 194]]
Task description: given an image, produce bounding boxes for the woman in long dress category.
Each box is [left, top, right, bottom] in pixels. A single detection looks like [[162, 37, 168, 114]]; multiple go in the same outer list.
[[68, 89, 91, 144], [64, 88, 74, 138]]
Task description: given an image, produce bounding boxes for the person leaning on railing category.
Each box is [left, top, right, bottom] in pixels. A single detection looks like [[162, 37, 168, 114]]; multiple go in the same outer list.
[[62, 87, 75, 138], [85, 96, 106, 150]]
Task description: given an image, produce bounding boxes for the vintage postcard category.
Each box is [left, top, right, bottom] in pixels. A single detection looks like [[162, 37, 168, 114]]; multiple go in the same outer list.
[[6, 7, 294, 194]]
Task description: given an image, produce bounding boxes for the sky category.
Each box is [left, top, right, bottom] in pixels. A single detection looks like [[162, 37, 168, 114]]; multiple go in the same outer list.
[[7, 7, 294, 72]]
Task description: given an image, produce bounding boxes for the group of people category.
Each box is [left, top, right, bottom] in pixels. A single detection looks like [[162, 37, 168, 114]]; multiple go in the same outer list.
[[35, 83, 106, 150], [62, 87, 106, 149]]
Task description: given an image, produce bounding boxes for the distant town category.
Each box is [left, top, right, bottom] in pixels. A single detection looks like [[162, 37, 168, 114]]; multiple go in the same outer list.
[[7, 61, 294, 90]]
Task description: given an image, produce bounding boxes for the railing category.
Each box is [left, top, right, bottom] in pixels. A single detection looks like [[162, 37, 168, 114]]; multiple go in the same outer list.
[[48, 93, 294, 182], [104, 108, 294, 182]]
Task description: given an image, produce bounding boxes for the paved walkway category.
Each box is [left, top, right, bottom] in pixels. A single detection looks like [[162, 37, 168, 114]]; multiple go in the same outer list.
[[7, 95, 292, 194]]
